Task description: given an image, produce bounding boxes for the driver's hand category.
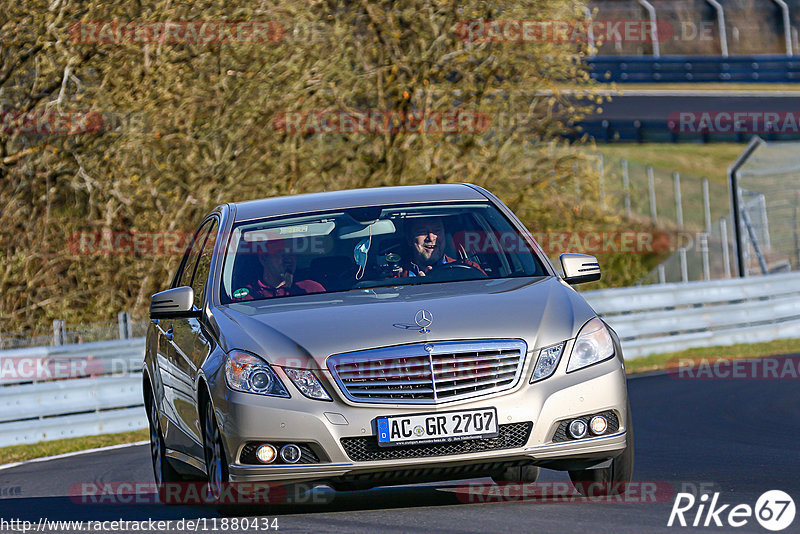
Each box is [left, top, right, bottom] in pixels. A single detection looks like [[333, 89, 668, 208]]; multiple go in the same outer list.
[[280, 272, 294, 288], [276, 254, 296, 288]]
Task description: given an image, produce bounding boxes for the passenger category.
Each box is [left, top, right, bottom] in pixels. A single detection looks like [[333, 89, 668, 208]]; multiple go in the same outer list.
[[232, 239, 324, 300], [396, 217, 485, 277]]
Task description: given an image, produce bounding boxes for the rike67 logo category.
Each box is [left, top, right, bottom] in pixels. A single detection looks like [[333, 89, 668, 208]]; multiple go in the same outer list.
[[668, 490, 795, 531]]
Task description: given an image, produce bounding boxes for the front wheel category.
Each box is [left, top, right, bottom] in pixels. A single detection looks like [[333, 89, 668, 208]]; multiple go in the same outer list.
[[568, 401, 634, 497], [203, 400, 231, 506]]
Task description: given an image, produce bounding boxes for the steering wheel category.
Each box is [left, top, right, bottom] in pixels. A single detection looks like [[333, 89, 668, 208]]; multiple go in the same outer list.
[[431, 262, 488, 279]]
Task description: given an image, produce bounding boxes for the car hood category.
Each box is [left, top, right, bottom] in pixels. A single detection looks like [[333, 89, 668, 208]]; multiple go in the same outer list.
[[215, 276, 597, 369]]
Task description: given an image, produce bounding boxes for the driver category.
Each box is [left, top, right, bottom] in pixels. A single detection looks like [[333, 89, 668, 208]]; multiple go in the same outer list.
[[396, 217, 484, 277]]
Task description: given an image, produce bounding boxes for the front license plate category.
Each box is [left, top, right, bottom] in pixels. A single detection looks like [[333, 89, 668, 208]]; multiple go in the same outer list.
[[376, 408, 498, 447]]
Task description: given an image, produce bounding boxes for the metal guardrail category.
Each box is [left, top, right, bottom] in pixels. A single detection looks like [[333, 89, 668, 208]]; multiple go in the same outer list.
[[0, 338, 145, 447], [583, 271, 800, 359], [0, 337, 144, 385], [3, 272, 800, 446], [586, 55, 800, 83]]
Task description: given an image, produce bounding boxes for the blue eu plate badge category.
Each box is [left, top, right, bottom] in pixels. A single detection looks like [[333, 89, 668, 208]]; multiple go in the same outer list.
[[377, 418, 390, 442]]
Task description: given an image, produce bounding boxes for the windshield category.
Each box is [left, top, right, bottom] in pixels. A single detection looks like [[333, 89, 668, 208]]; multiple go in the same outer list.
[[219, 202, 546, 304]]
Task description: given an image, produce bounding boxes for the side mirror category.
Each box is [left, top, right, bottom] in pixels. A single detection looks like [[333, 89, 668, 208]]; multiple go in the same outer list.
[[150, 287, 200, 319], [560, 253, 601, 285]]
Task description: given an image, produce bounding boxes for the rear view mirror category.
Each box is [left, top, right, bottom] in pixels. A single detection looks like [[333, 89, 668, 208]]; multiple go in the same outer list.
[[150, 286, 200, 319], [560, 253, 601, 285]]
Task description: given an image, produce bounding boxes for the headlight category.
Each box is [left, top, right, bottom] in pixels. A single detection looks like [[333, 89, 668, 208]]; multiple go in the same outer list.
[[225, 350, 290, 397], [530, 342, 565, 382], [566, 317, 615, 373], [284, 368, 332, 401]]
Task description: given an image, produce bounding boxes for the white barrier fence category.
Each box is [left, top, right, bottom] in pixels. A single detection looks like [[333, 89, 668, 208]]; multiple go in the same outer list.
[[583, 271, 800, 359], [2, 272, 800, 447], [0, 339, 145, 447]]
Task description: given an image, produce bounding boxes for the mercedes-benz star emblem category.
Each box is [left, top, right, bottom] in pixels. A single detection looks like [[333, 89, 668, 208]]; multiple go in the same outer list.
[[414, 309, 433, 333]]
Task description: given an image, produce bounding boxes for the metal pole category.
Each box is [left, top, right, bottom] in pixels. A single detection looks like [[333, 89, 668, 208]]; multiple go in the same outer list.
[[53, 319, 65, 346], [658, 264, 666, 284], [673, 171, 683, 229], [648, 165, 658, 225], [701, 233, 711, 280], [728, 136, 764, 277], [637, 0, 661, 57], [622, 158, 631, 218], [759, 194, 771, 250], [742, 206, 769, 275], [770, 0, 793, 55], [118, 311, 131, 340], [702, 178, 712, 234], [680, 248, 688, 283], [704, 0, 729, 57], [721, 218, 731, 278]]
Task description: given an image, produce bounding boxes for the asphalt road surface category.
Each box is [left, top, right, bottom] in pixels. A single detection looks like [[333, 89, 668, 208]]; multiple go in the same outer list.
[[1, 368, 798, 533], [585, 90, 800, 122]]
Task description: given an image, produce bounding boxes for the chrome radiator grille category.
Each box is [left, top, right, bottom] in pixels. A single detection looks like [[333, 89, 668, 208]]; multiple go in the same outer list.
[[326, 340, 527, 404]]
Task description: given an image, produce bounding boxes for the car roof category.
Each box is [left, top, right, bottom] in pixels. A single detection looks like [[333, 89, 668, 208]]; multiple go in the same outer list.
[[230, 183, 488, 222]]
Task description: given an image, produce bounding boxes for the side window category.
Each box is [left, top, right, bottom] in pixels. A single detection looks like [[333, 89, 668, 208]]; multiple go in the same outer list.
[[177, 219, 215, 289], [190, 219, 218, 307]]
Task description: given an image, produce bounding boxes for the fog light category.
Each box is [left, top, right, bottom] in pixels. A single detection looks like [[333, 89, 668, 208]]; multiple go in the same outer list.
[[280, 444, 302, 464], [590, 415, 608, 435], [255, 444, 277, 464], [568, 419, 588, 439]]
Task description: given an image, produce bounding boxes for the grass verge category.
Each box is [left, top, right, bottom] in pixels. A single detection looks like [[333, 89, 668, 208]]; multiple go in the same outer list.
[[625, 338, 800, 374], [2, 339, 798, 464], [592, 143, 744, 185], [0, 429, 148, 465]]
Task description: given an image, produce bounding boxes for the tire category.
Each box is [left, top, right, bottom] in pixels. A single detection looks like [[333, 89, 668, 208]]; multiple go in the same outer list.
[[568, 401, 634, 497], [146, 394, 184, 505], [202, 400, 256, 515], [202, 400, 231, 505], [492, 465, 540, 484]]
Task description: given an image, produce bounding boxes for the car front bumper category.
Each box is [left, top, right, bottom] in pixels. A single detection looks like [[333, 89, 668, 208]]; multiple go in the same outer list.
[[215, 353, 629, 484]]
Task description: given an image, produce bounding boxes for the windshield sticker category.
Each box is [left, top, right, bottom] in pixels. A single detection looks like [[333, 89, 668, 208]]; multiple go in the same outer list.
[[233, 288, 250, 299]]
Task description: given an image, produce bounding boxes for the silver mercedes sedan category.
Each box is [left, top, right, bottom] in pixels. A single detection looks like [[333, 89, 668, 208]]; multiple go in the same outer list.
[[144, 183, 633, 505]]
